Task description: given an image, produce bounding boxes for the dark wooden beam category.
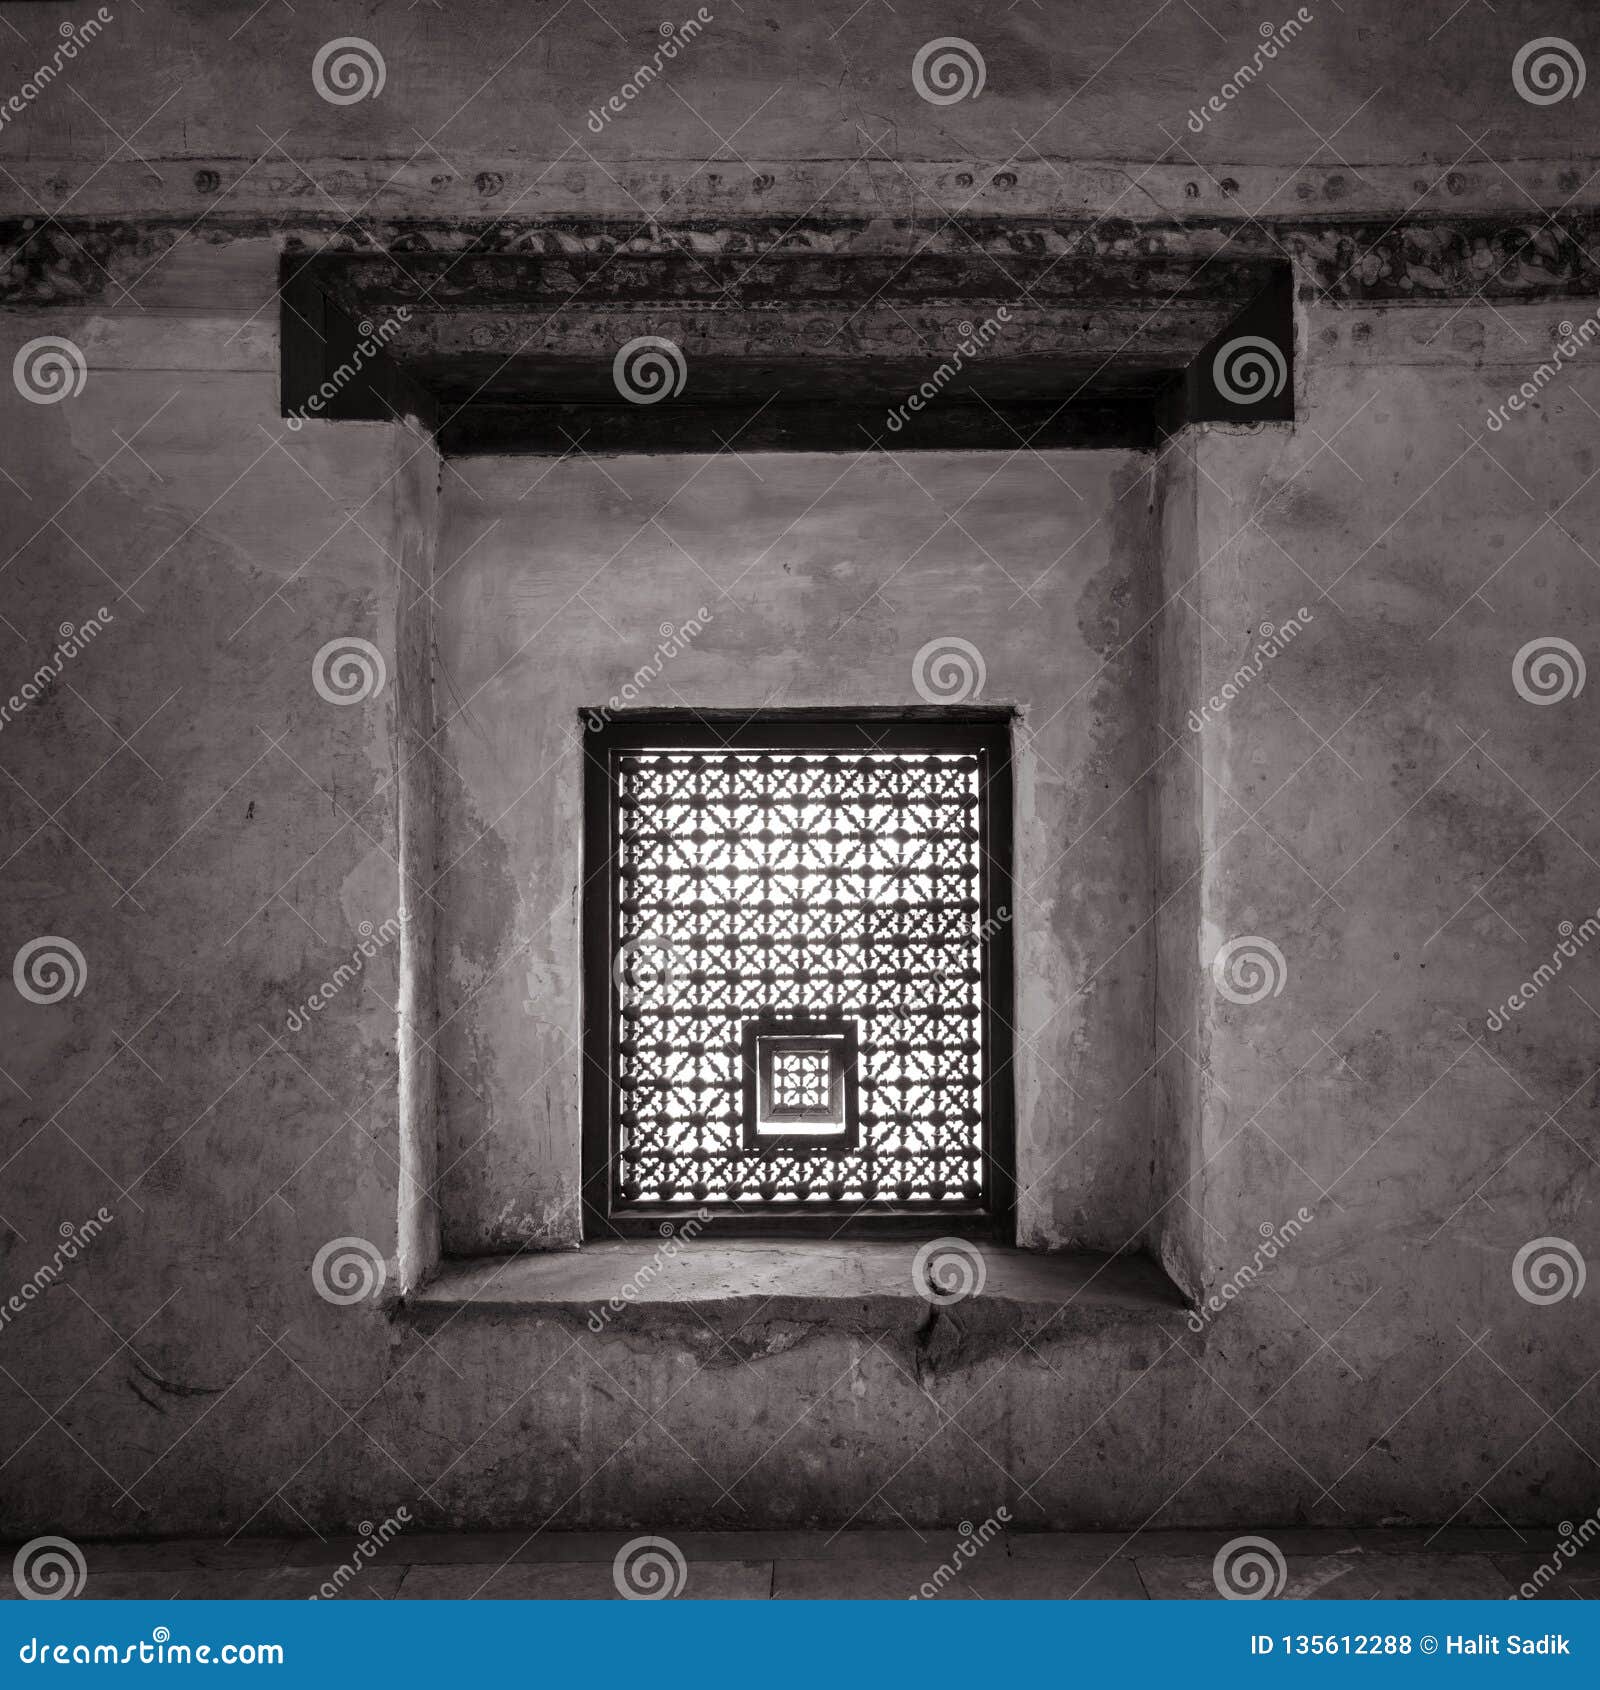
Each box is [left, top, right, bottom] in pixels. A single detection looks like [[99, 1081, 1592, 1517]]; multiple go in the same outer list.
[[437, 394, 1164, 457]]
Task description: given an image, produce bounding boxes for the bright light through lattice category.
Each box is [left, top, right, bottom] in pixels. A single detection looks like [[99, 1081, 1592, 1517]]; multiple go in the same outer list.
[[609, 747, 992, 1210]]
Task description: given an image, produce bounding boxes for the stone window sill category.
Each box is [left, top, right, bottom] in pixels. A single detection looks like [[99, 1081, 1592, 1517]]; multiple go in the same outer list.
[[405, 1241, 1188, 1357]]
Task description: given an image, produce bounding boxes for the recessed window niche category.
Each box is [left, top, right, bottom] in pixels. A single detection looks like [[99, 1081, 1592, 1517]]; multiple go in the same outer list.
[[429, 447, 1162, 1260]]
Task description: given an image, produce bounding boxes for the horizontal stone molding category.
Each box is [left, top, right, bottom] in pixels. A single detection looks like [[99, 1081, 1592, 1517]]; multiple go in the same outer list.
[[2, 155, 1598, 225]]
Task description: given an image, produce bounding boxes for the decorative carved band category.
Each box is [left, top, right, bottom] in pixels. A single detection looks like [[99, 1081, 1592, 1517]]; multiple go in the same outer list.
[[3, 216, 1598, 307]]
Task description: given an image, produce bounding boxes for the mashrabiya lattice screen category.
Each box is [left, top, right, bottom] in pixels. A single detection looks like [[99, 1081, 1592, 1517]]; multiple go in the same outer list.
[[610, 747, 989, 1208]]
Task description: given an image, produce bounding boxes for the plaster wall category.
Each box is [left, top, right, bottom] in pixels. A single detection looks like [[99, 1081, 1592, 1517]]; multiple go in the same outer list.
[[0, 0, 1597, 1540], [3, 273, 1594, 1537], [0, 240, 426, 1534], [5, 0, 1593, 211], [1173, 312, 1600, 1439]]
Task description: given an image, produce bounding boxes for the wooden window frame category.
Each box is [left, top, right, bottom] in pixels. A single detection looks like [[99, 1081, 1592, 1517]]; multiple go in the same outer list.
[[580, 708, 1016, 1242]]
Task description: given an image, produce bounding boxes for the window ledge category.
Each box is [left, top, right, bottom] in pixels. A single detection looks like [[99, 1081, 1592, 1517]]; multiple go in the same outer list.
[[405, 1241, 1187, 1353]]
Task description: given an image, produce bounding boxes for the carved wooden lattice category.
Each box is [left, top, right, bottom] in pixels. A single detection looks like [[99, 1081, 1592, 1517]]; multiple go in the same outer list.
[[609, 745, 993, 1211]]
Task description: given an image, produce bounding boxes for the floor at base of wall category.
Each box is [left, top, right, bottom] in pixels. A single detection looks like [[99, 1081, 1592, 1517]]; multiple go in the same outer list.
[[4, 1529, 1593, 1600]]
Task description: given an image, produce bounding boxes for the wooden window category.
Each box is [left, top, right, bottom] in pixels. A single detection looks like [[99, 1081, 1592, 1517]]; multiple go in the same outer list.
[[582, 712, 1014, 1238]]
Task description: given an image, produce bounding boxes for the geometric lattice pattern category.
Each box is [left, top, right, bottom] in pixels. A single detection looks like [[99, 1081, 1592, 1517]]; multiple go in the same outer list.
[[611, 749, 987, 1208], [771, 1049, 831, 1111]]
